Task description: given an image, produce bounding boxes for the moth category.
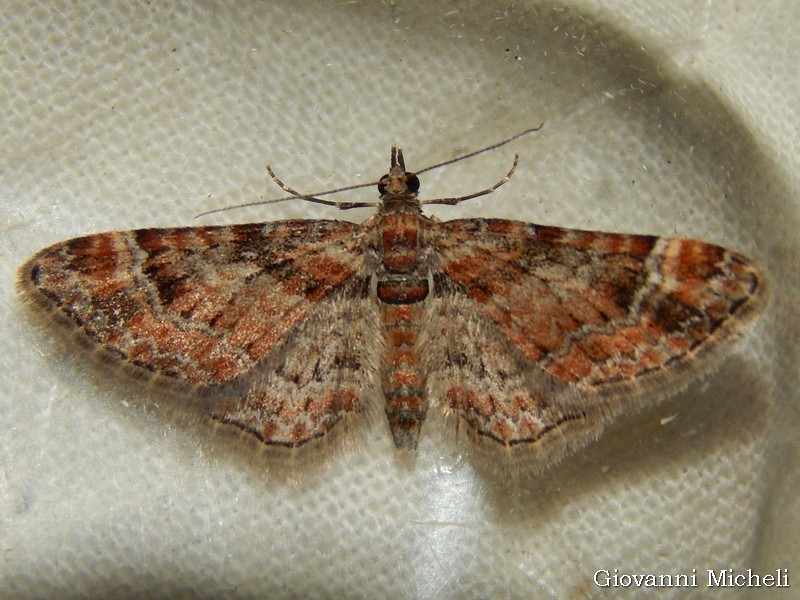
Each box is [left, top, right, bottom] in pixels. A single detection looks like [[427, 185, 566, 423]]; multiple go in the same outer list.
[[19, 128, 767, 465]]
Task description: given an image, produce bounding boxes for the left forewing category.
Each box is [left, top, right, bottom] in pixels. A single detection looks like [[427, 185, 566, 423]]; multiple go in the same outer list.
[[19, 220, 364, 387]]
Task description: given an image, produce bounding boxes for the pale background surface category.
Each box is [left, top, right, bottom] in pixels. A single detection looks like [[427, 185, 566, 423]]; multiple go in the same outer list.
[[1, 1, 797, 598]]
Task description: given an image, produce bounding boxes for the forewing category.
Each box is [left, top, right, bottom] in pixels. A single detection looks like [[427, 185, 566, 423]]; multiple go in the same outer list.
[[20, 220, 364, 387], [429, 218, 767, 455]]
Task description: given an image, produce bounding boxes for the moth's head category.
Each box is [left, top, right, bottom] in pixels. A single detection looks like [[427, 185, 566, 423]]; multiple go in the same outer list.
[[377, 146, 420, 199]]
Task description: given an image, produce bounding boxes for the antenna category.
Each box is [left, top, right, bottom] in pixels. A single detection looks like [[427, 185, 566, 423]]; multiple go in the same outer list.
[[196, 124, 544, 217]]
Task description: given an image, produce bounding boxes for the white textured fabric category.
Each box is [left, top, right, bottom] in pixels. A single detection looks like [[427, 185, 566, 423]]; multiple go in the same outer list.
[[2, 1, 796, 598]]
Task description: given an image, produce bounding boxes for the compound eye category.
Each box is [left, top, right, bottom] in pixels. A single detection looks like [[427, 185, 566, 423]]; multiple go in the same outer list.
[[405, 173, 420, 193], [377, 175, 389, 196]]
